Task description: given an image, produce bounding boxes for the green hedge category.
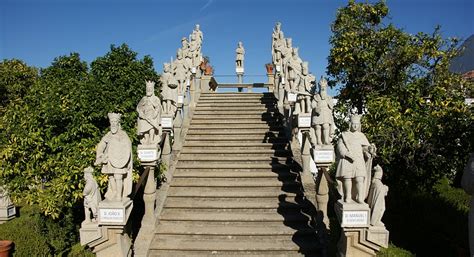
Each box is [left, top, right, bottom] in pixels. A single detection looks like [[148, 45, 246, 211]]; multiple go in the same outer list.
[[377, 244, 415, 257], [0, 205, 80, 256]]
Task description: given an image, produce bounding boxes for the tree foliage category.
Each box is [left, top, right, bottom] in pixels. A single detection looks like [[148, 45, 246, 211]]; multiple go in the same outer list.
[[0, 44, 159, 218], [0, 59, 38, 111], [328, 0, 473, 189]]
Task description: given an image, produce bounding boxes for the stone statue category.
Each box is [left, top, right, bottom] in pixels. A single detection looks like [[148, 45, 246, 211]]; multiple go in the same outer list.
[[193, 24, 203, 45], [173, 49, 187, 97], [287, 47, 302, 92], [161, 63, 178, 115], [295, 62, 315, 114], [281, 38, 293, 87], [311, 77, 335, 146], [236, 41, 245, 69], [335, 115, 376, 203], [189, 33, 201, 68], [83, 166, 101, 223], [137, 80, 162, 145], [462, 153, 474, 257], [94, 113, 133, 201], [272, 22, 284, 64], [367, 165, 388, 227], [0, 186, 13, 207]]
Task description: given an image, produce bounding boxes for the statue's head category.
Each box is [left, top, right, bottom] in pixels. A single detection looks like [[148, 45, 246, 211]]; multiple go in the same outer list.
[[319, 77, 328, 94], [292, 47, 299, 56], [84, 166, 94, 179], [275, 22, 281, 30], [146, 80, 155, 97], [195, 24, 200, 30], [108, 113, 122, 134], [286, 38, 292, 48], [373, 165, 383, 179], [181, 37, 188, 48], [238, 41, 243, 47], [302, 62, 308, 75], [163, 62, 170, 72], [349, 114, 362, 132]]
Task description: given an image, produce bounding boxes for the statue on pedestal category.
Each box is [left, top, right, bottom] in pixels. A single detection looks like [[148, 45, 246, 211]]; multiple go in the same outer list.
[[335, 115, 376, 203], [287, 47, 302, 92], [236, 41, 245, 69], [295, 62, 315, 114], [272, 22, 284, 64], [193, 24, 203, 46], [161, 63, 178, 115], [189, 33, 201, 68], [82, 167, 101, 223], [367, 165, 388, 227], [94, 113, 133, 201], [0, 186, 13, 207], [173, 49, 187, 97], [137, 81, 162, 145], [311, 77, 335, 146]]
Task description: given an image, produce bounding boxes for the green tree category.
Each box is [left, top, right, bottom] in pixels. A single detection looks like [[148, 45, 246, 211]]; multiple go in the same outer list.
[[0, 59, 38, 110], [0, 44, 159, 218], [327, 0, 473, 189]]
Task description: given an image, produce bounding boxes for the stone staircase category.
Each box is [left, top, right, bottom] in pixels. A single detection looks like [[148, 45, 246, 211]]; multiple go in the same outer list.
[[148, 92, 323, 256]]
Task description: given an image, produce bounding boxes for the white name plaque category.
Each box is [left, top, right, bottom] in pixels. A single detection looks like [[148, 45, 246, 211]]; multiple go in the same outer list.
[[287, 93, 297, 102], [138, 149, 157, 161], [298, 114, 311, 128], [191, 67, 196, 74], [7, 206, 16, 216], [276, 65, 281, 72], [177, 95, 184, 104], [161, 117, 173, 129], [343, 211, 368, 226], [236, 67, 244, 73], [99, 208, 124, 223], [313, 150, 334, 163]]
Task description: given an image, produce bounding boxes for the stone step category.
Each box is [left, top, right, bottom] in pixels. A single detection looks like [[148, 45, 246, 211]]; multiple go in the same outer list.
[[148, 234, 319, 251], [170, 178, 298, 187], [195, 107, 277, 112], [159, 208, 308, 222], [179, 148, 289, 155], [148, 250, 310, 257], [186, 126, 284, 132], [190, 120, 279, 125], [175, 162, 290, 169], [188, 124, 282, 129], [177, 155, 288, 162], [193, 110, 278, 115], [164, 197, 305, 209], [173, 170, 296, 178], [183, 141, 286, 147], [167, 186, 301, 198], [178, 152, 290, 159], [184, 136, 287, 143], [155, 221, 315, 236], [196, 102, 276, 109], [198, 99, 275, 104], [191, 115, 279, 120]]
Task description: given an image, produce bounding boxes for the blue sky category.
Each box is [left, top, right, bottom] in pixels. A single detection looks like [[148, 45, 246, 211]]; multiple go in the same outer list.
[[1, 0, 473, 95]]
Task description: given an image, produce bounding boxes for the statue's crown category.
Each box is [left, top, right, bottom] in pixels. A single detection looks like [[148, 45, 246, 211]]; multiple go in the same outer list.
[[146, 80, 155, 88], [350, 114, 361, 123], [108, 112, 122, 122], [319, 77, 328, 89]]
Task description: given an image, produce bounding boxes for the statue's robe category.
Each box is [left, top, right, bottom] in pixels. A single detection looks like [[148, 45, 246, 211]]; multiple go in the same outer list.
[[367, 179, 388, 226]]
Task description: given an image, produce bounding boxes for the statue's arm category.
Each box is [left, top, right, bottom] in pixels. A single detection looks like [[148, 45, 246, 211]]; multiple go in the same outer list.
[[83, 181, 92, 196], [94, 136, 108, 165], [337, 139, 350, 160]]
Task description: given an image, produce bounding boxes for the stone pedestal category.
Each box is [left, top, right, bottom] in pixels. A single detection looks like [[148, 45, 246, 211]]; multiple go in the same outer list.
[[367, 226, 389, 248], [267, 73, 275, 92], [0, 204, 16, 224], [335, 200, 370, 228], [98, 199, 133, 226]]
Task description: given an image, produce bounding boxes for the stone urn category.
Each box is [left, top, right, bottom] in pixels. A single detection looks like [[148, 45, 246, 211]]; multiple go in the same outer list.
[[0, 240, 13, 257], [265, 63, 274, 74]]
